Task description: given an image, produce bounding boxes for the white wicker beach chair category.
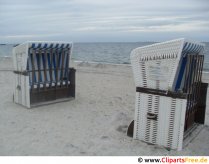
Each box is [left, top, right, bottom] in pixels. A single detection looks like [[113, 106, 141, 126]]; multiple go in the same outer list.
[[13, 41, 76, 108], [129, 38, 205, 150]]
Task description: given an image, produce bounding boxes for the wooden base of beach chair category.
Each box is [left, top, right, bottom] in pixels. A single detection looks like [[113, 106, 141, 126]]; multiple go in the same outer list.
[[30, 87, 72, 104], [31, 97, 75, 108], [30, 68, 76, 107]]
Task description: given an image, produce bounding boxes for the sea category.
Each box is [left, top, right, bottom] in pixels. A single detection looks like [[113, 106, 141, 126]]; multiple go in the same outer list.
[[0, 42, 209, 70]]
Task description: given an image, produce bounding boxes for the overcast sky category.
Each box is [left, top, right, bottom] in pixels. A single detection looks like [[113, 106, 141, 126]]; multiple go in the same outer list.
[[0, 0, 209, 43]]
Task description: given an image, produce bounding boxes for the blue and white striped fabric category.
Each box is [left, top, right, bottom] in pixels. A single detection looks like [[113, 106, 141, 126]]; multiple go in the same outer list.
[[174, 41, 204, 91], [29, 42, 71, 49], [26, 42, 72, 87], [182, 42, 204, 54]]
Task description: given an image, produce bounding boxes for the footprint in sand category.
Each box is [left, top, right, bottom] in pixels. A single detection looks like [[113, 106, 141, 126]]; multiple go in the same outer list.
[[116, 125, 128, 133]]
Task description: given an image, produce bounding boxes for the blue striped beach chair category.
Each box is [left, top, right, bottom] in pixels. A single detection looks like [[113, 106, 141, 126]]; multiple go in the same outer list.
[[13, 41, 75, 108], [128, 38, 206, 150]]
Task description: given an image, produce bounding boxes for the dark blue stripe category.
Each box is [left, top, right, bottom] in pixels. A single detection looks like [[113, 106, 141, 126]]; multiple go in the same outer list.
[[32, 43, 35, 49], [197, 45, 202, 53], [183, 42, 188, 51], [184, 56, 193, 89], [186, 43, 192, 52], [42, 53, 47, 81], [49, 43, 53, 48], [31, 53, 36, 83], [64, 53, 69, 79], [37, 43, 41, 49], [43, 43, 47, 49], [27, 57, 32, 85], [58, 51, 62, 80], [60, 53, 65, 78], [193, 44, 197, 53], [175, 56, 187, 91], [27, 58, 29, 70], [53, 52, 56, 80], [196, 46, 201, 52], [47, 53, 51, 71], [36, 53, 42, 82], [55, 44, 59, 50]]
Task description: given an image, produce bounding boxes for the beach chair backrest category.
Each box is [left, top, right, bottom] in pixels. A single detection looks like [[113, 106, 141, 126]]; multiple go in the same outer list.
[[13, 42, 72, 88], [130, 38, 204, 92], [26, 42, 72, 88]]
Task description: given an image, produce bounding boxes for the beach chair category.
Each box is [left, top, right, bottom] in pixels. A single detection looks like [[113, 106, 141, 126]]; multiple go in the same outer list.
[[13, 41, 75, 108], [128, 38, 206, 150]]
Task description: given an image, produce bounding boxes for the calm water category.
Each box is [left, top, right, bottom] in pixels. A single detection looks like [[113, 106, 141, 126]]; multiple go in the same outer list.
[[1, 42, 209, 70]]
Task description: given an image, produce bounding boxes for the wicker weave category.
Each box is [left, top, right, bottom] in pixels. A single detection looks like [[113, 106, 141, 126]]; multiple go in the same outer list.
[[131, 38, 205, 150]]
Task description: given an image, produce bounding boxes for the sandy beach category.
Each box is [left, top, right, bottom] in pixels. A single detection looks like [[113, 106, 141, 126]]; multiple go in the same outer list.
[[0, 58, 209, 156]]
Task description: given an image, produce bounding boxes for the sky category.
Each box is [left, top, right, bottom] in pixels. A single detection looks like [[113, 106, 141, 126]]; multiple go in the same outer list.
[[0, 0, 209, 43]]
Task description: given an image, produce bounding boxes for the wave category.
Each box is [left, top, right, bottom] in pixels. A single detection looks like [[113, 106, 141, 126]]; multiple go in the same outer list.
[[0, 56, 12, 59]]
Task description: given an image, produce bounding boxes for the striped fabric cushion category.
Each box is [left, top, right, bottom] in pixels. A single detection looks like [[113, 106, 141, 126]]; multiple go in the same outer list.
[[26, 42, 72, 87]]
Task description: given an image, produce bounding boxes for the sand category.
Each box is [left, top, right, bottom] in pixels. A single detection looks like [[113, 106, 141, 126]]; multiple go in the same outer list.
[[0, 58, 209, 156]]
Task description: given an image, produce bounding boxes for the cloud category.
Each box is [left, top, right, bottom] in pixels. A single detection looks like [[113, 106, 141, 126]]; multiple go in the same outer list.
[[1, 33, 62, 38], [0, 0, 209, 43]]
